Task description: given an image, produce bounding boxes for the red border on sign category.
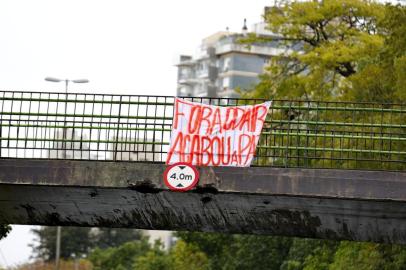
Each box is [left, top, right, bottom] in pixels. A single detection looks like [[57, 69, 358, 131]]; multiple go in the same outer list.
[[163, 162, 200, 192]]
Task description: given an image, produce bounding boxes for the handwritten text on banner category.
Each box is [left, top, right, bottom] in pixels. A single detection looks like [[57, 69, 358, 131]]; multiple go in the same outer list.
[[166, 98, 271, 167]]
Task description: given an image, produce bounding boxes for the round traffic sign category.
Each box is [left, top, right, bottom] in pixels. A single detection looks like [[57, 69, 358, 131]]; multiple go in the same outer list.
[[163, 162, 199, 191]]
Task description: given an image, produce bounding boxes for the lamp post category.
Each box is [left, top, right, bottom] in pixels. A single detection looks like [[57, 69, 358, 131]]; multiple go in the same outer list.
[[45, 77, 89, 158], [44, 77, 89, 270]]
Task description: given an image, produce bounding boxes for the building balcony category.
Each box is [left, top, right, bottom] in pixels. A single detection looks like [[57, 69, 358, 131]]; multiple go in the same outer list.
[[196, 66, 218, 80], [218, 70, 259, 78], [174, 55, 195, 66], [178, 77, 199, 85], [215, 43, 290, 57]]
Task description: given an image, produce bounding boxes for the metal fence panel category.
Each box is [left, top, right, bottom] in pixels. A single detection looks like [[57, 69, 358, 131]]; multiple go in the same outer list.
[[0, 91, 405, 170]]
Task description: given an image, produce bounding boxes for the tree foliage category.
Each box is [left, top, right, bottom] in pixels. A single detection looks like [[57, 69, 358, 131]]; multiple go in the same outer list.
[[14, 259, 93, 270], [31, 226, 141, 261], [176, 232, 292, 270], [133, 248, 171, 270], [168, 240, 209, 270], [90, 239, 151, 270], [0, 224, 11, 240], [244, 0, 405, 103], [88, 238, 209, 270], [244, 0, 406, 171], [72, 230, 406, 270]]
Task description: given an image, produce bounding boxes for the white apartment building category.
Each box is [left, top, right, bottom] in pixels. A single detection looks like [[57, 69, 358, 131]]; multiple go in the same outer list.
[[175, 18, 295, 98]]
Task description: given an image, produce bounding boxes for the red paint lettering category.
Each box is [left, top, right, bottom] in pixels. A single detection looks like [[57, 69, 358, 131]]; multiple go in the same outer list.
[[166, 131, 183, 164], [188, 105, 201, 133], [211, 136, 221, 166], [200, 106, 213, 134]]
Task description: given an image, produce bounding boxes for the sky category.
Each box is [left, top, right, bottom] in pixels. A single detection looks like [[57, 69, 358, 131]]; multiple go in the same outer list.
[[0, 0, 270, 96], [0, 0, 270, 267]]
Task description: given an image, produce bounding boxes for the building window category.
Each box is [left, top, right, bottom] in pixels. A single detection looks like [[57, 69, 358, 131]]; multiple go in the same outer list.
[[223, 57, 231, 72], [180, 68, 189, 79], [223, 77, 230, 88]]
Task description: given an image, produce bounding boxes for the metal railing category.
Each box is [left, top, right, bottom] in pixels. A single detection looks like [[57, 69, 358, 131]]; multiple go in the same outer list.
[[0, 90, 405, 170]]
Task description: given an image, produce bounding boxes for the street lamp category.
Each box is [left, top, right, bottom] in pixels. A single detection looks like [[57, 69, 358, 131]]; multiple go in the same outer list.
[[45, 77, 89, 94], [45, 77, 89, 158], [44, 77, 89, 270]]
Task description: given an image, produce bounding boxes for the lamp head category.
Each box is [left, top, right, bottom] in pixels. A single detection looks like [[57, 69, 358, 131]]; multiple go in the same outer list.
[[72, 79, 89, 83], [45, 77, 62, 83]]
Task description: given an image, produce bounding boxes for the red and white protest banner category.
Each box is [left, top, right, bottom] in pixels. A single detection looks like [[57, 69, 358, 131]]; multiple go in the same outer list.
[[166, 98, 271, 167]]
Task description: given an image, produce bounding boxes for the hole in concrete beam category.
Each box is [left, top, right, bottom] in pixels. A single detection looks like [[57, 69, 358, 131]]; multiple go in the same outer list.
[[194, 186, 218, 194], [89, 190, 98, 197], [128, 181, 161, 194], [201, 196, 212, 204]]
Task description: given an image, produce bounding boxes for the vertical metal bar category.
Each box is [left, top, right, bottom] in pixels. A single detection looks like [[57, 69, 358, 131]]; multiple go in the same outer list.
[[97, 95, 104, 160], [114, 96, 123, 161], [53, 93, 60, 159], [0, 92, 4, 158], [107, 95, 114, 160], [42, 93, 49, 159], [71, 93, 78, 159], [62, 89, 68, 159], [321, 101, 327, 168], [144, 96, 150, 161], [285, 101, 292, 168], [152, 96, 158, 162], [303, 100, 309, 168], [16, 93, 23, 158], [82, 94, 88, 160], [352, 102, 358, 168], [294, 101, 299, 167], [135, 96, 141, 161], [314, 101, 320, 167], [8, 92, 15, 158], [126, 96, 132, 161], [380, 104, 385, 168]]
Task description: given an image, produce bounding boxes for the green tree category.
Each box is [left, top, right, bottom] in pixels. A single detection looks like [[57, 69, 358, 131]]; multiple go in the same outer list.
[[329, 241, 384, 270], [89, 228, 142, 250], [177, 232, 292, 270], [133, 240, 209, 270], [176, 231, 234, 269], [84, 232, 406, 270], [301, 239, 338, 270], [378, 244, 406, 270], [133, 249, 171, 270], [244, 0, 398, 101], [0, 224, 11, 240], [31, 226, 141, 261], [31, 226, 93, 260], [169, 240, 209, 270], [279, 238, 338, 270], [245, 1, 406, 171], [343, 3, 406, 103], [89, 239, 150, 270]]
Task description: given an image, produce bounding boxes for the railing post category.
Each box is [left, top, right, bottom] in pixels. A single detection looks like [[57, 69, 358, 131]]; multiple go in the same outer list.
[[62, 90, 68, 159], [114, 96, 123, 161]]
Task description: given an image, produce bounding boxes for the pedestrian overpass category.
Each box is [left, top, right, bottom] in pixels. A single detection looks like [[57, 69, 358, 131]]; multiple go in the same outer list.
[[0, 91, 405, 243]]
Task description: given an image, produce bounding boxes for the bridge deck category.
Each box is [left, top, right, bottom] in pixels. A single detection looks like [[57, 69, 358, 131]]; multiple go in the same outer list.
[[1, 159, 406, 244]]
